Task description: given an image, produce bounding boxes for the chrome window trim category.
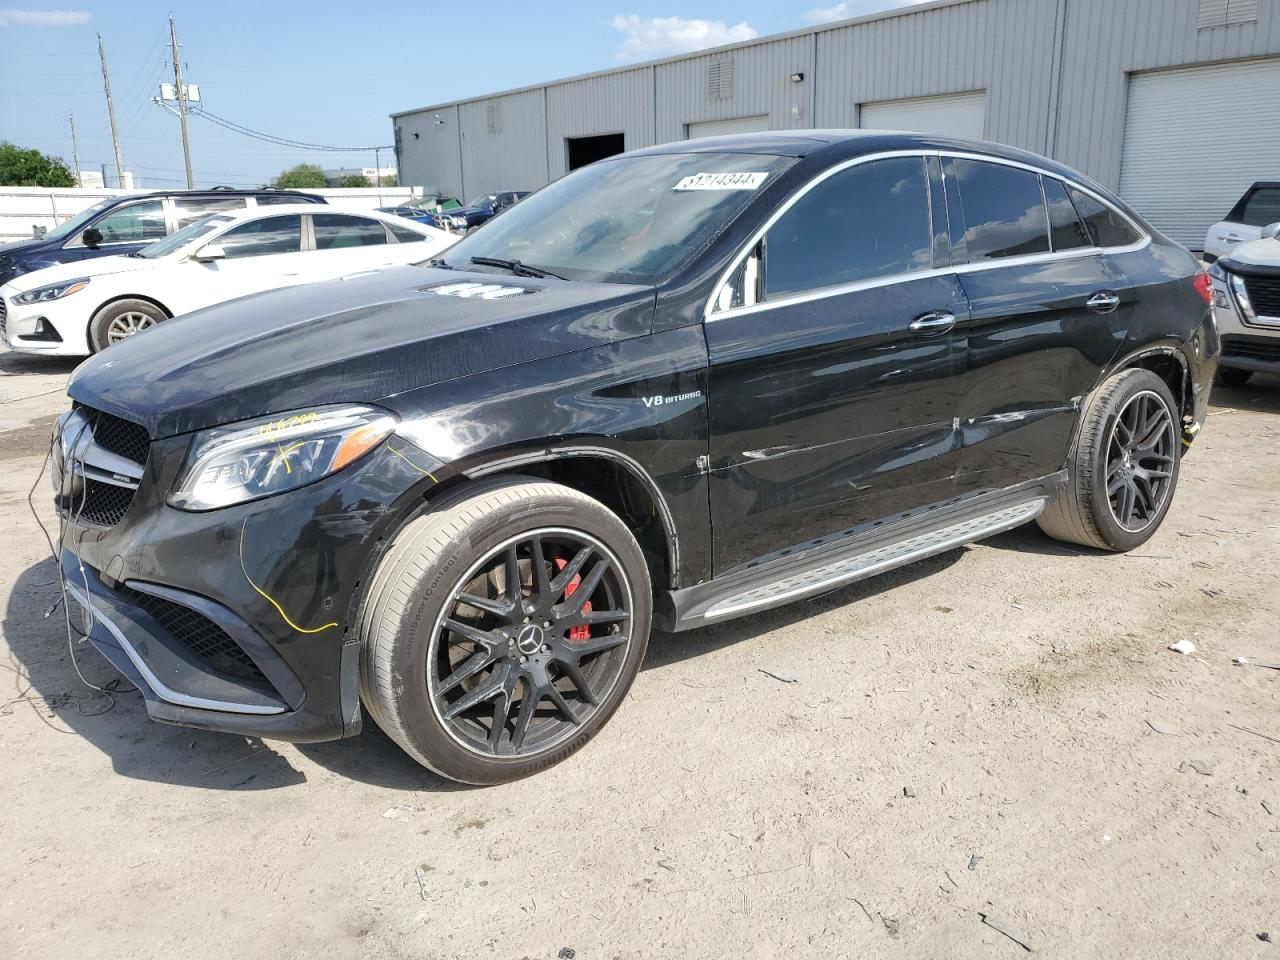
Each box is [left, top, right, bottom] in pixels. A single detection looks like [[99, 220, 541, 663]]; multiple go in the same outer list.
[[704, 149, 1151, 323]]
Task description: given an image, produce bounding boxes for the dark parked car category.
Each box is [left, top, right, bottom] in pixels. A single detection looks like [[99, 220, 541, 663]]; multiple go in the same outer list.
[[0, 189, 325, 287], [52, 132, 1216, 785], [426, 191, 529, 231]]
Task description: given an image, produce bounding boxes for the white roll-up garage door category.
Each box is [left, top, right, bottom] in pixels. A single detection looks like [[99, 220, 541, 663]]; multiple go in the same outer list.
[[687, 115, 770, 139], [858, 91, 986, 138], [1119, 58, 1280, 249]]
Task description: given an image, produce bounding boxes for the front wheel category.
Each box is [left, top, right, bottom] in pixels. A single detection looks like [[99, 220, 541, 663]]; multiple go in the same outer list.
[[1037, 368, 1181, 551], [358, 477, 652, 784], [88, 298, 167, 352]]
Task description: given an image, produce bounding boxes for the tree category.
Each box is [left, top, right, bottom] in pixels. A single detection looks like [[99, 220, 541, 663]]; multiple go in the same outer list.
[[338, 173, 372, 188], [275, 163, 328, 188], [0, 142, 76, 187], [378, 173, 398, 187]]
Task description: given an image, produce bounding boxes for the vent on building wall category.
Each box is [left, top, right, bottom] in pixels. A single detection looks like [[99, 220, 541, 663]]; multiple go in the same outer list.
[[708, 57, 734, 101], [486, 100, 502, 133], [1198, 0, 1258, 27]]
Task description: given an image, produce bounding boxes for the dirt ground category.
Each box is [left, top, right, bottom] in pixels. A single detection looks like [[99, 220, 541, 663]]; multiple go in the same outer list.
[[0, 348, 1276, 960]]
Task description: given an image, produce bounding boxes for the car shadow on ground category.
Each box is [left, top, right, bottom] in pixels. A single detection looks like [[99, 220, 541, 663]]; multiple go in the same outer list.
[[1209, 372, 1280, 413], [3, 547, 968, 794], [3, 556, 469, 794], [0, 351, 80, 378]]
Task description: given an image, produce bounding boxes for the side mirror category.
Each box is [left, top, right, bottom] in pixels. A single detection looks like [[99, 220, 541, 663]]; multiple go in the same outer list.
[[1261, 222, 1280, 241], [193, 243, 226, 262], [82, 227, 103, 248]]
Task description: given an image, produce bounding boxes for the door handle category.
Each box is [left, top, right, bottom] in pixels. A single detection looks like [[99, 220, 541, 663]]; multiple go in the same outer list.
[[1222, 234, 1245, 244], [1086, 291, 1121, 314], [908, 311, 956, 336]]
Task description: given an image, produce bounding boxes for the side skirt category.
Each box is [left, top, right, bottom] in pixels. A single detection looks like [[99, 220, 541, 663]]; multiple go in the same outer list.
[[654, 472, 1065, 631]]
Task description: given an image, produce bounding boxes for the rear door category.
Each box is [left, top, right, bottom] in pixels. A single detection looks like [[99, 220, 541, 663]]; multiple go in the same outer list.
[[944, 156, 1139, 493], [304, 213, 399, 275], [704, 154, 968, 573]]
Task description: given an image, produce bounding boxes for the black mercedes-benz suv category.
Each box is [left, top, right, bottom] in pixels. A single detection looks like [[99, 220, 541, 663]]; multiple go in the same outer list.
[[50, 131, 1218, 784]]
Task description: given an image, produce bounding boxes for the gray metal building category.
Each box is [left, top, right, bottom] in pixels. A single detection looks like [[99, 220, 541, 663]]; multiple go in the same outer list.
[[391, 0, 1280, 248]]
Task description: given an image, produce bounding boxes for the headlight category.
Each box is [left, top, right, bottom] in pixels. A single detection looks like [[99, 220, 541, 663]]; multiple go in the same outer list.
[[13, 277, 90, 305], [169, 405, 397, 511], [1207, 261, 1226, 282]]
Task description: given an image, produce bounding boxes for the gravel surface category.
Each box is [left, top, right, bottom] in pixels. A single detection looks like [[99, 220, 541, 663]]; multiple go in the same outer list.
[[1, 349, 1277, 959]]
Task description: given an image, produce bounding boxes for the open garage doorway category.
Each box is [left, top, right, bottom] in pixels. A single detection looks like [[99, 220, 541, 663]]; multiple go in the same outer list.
[[566, 133, 625, 171]]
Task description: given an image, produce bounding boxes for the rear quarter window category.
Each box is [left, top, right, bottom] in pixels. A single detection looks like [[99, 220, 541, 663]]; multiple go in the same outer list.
[[1067, 187, 1141, 247]]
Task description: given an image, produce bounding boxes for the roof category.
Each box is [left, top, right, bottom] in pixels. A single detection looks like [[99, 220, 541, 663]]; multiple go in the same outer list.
[[390, 0, 978, 119]]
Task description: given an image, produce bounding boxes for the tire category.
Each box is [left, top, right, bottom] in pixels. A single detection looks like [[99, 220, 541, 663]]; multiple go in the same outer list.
[[88, 298, 167, 353], [1037, 368, 1182, 552], [358, 476, 652, 785], [1215, 366, 1252, 388]]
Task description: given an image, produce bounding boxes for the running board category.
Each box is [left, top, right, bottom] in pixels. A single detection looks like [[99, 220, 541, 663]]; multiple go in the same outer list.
[[656, 485, 1055, 632]]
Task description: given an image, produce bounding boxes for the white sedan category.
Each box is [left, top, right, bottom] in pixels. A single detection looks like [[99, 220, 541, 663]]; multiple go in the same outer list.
[[0, 205, 456, 356]]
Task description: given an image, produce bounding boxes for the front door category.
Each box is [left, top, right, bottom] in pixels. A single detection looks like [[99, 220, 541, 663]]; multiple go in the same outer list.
[[704, 155, 968, 573], [180, 213, 308, 311]]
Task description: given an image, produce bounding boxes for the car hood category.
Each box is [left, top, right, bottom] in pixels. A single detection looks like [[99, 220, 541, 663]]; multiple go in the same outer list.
[[4, 252, 157, 293], [68, 265, 656, 438], [1221, 237, 1280, 270], [0, 237, 47, 256]]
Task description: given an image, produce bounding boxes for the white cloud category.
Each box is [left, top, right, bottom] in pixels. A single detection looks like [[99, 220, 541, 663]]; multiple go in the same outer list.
[[0, 8, 91, 27], [609, 15, 757, 61], [804, 1, 928, 25], [804, 2, 850, 22]]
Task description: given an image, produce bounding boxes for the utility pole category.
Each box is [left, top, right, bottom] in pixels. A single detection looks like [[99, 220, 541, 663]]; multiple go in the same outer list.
[[169, 14, 194, 188], [68, 112, 82, 186], [97, 33, 125, 187]]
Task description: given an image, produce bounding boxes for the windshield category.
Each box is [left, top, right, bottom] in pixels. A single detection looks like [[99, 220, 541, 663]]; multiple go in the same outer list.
[[434, 152, 793, 284], [137, 215, 233, 258], [44, 200, 113, 242]]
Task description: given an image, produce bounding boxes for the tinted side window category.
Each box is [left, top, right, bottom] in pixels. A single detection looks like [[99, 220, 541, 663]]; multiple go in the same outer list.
[[312, 214, 389, 250], [257, 194, 313, 205], [1043, 178, 1091, 251], [1067, 187, 1140, 247], [218, 215, 302, 258], [388, 222, 425, 243], [952, 159, 1049, 261], [764, 156, 932, 298], [1239, 187, 1280, 227], [94, 200, 166, 243], [174, 197, 247, 229]]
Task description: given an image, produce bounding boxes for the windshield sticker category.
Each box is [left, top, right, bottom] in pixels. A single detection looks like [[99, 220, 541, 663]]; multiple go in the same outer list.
[[672, 171, 768, 192]]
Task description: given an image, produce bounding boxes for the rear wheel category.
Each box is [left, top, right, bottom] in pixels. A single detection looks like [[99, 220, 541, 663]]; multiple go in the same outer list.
[[88, 298, 167, 352], [1038, 368, 1181, 551], [1215, 366, 1252, 388], [358, 477, 651, 784]]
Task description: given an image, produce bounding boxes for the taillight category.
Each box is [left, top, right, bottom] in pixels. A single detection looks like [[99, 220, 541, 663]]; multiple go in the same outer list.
[[1193, 271, 1212, 304]]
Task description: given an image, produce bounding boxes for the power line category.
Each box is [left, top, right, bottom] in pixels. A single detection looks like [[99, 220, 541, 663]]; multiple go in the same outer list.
[[189, 107, 392, 152]]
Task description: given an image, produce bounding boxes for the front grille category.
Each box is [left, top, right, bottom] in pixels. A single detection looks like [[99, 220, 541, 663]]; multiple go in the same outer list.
[[74, 478, 136, 526], [0, 296, 7, 337], [80, 406, 151, 465], [1221, 334, 1280, 364], [121, 586, 268, 684], [1243, 274, 1280, 318]]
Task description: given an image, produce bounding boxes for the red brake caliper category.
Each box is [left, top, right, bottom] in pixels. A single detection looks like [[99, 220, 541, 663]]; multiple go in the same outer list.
[[554, 557, 592, 641]]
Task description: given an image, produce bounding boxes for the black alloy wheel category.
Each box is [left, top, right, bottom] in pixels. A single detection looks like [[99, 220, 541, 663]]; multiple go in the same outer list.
[[1105, 390, 1177, 533], [428, 528, 634, 759]]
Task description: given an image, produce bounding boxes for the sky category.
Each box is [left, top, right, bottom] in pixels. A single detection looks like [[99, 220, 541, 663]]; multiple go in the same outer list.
[[0, 1, 924, 189]]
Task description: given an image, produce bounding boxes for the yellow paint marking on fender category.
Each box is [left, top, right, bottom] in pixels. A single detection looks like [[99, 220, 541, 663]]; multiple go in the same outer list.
[[387, 445, 438, 481], [238, 518, 338, 634]]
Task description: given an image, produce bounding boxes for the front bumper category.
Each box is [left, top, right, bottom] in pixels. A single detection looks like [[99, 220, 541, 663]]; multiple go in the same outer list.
[[54, 413, 449, 742], [0, 287, 89, 356], [1211, 270, 1280, 373]]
